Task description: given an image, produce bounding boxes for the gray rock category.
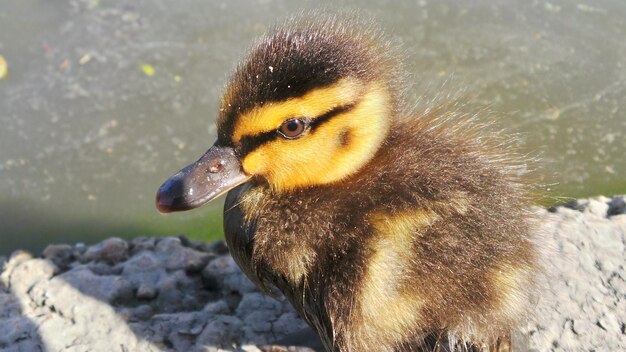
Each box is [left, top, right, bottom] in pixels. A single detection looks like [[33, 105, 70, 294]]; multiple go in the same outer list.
[[56, 266, 134, 303], [137, 284, 159, 300], [608, 196, 626, 216], [203, 300, 231, 315], [585, 198, 610, 217], [4, 258, 55, 294], [0, 288, 22, 319], [204, 256, 257, 294], [42, 244, 74, 269], [517, 197, 626, 351], [196, 315, 244, 348], [131, 236, 159, 254], [0, 196, 624, 351], [0, 316, 45, 350], [82, 237, 130, 264]]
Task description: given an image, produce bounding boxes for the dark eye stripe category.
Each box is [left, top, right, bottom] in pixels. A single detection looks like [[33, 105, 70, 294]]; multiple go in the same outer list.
[[308, 102, 355, 130], [237, 129, 278, 157], [236, 102, 357, 157]]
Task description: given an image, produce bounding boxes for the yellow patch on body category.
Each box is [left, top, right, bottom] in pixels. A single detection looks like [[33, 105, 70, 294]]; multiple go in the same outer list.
[[451, 263, 531, 348], [370, 208, 440, 236], [282, 246, 316, 285], [241, 80, 391, 191], [449, 196, 471, 215], [355, 209, 440, 348], [490, 263, 532, 321]]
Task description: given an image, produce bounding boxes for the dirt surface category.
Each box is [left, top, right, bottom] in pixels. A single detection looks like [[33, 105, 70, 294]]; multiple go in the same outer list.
[[518, 196, 626, 351], [0, 196, 624, 351]]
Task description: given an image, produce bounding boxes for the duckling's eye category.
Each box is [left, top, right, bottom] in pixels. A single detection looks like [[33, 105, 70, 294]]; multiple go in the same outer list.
[[278, 118, 307, 139]]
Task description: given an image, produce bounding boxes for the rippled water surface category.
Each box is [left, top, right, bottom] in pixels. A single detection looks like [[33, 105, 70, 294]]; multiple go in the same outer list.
[[1, 0, 625, 254]]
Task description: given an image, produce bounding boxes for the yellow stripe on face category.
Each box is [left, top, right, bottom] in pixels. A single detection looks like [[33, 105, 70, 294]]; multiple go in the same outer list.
[[232, 78, 363, 143], [240, 81, 391, 191]]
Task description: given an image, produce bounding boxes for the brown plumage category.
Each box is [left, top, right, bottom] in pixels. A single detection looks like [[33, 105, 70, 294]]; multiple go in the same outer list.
[[157, 15, 540, 352]]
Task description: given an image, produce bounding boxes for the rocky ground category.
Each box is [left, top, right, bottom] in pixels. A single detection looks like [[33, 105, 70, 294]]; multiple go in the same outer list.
[[517, 196, 626, 351], [0, 196, 624, 352]]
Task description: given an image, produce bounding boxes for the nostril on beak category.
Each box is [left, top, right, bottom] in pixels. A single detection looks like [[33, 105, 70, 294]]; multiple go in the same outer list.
[[208, 161, 224, 173]]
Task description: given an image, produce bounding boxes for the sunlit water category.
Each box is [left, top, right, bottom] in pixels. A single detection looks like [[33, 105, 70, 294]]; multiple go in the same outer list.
[[1, 0, 625, 254]]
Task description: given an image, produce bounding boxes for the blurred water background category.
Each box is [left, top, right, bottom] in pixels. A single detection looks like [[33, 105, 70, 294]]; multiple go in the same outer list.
[[0, 0, 625, 254]]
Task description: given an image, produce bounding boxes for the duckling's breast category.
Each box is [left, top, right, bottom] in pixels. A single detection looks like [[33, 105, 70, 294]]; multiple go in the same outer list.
[[224, 181, 376, 350]]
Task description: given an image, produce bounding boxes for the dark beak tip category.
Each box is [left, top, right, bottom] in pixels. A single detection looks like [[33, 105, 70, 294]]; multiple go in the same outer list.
[[156, 176, 186, 213], [156, 187, 174, 213], [156, 197, 172, 213]]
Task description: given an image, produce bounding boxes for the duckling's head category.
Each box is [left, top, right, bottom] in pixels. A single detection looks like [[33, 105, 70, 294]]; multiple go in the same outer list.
[[157, 18, 400, 212]]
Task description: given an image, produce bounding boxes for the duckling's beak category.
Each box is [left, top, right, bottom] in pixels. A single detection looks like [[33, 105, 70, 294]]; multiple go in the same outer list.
[[156, 144, 250, 213]]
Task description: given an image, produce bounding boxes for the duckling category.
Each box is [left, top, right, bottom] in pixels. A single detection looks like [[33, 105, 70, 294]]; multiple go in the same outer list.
[[156, 16, 539, 352]]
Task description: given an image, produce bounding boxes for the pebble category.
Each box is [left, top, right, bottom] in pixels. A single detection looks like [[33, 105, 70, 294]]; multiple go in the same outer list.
[[42, 244, 74, 269], [82, 237, 129, 264], [136, 284, 158, 300], [607, 196, 626, 216], [585, 199, 610, 217]]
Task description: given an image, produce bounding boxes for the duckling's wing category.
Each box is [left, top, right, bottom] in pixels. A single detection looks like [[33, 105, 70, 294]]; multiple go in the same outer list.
[[223, 184, 276, 295]]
